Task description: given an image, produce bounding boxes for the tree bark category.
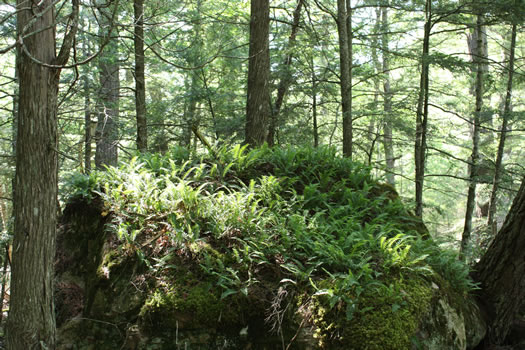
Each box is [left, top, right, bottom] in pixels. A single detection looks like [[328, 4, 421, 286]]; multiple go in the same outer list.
[[460, 14, 484, 260], [267, 0, 303, 146], [82, 33, 92, 173], [414, 0, 431, 218], [245, 0, 270, 147], [134, 0, 148, 152], [381, 2, 395, 187], [467, 18, 491, 146], [345, 0, 353, 158], [95, 5, 120, 169], [181, 0, 205, 149], [84, 71, 92, 173], [337, 0, 352, 158], [312, 60, 319, 148], [11, 51, 19, 200], [184, 70, 200, 148], [473, 176, 525, 345], [368, 7, 381, 147], [7, 0, 78, 348], [487, 23, 516, 236], [201, 70, 220, 142]]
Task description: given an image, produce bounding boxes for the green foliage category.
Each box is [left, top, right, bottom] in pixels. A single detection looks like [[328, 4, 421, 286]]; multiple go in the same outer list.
[[413, 237, 480, 292], [66, 146, 478, 344], [63, 172, 101, 200]]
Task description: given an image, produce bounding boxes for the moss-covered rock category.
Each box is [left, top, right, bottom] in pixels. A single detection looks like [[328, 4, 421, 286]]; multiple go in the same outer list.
[[56, 146, 485, 349], [305, 275, 430, 349], [415, 279, 485, 350]]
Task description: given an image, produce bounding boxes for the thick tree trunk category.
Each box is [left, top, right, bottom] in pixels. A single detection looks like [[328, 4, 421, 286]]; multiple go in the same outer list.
[[460, 15, 484, 260], [134, 0, 148, 152], [414, 0, 431, 218], [267, 0, 303, 146], [7, 0, 77, 348], [381, 3, 395, 187], [337, 0, 352, 158], [245, 0, 270, 147], [487, 23, 516, 236], [95, 6, 119, 169], [473, 177, 525, 345]]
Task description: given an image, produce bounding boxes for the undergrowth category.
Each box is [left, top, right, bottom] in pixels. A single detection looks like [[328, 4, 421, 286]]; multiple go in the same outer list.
[[64, 145, 477, 329]]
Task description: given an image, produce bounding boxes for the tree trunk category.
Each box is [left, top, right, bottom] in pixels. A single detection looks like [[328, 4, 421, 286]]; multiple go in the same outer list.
[[414, 0, 431, 218], [337, 0, 352, 158], [467, 19, 491, 146], [487, 23, 516, 236], [345, 0, 353, 158], [184, 70, 200, 148], [267, 0, 303, 146], [312, 65, 319, 148], [368, 7, 381, 147], [82, 33, 92, 174], [473, 176, 525, 345], [95, 6, 119, 169], [381, 2, 395, 187], [84, 71, 92, 173], [181, 0, 204, 149], [11, 51, 19, 200], [201, 70, 220, 142], [134, 0, 148, 152], [7, 0, 78, 348], [460, 14, 484, 260], [245, 0, 270, 147]]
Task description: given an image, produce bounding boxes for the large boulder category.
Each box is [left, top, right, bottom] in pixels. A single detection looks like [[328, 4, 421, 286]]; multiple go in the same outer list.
[[55, 147, 485, 349]]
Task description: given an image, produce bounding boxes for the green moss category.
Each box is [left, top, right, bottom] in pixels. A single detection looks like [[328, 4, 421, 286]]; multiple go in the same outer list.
[[369, 182, 399, 202], [97, 250, 120, 278], [311, 276, 432, 349], [88, 247, 140, 317], [139, 279, 243, 333]]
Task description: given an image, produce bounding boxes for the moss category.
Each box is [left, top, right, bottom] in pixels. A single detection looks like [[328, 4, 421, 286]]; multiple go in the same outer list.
[[369, 182, 400, 202], [139, 280, 242, 333], [96, 243, 141, 284], [415, 274, 485, 349], [311, 276, 432, 350], [190, 240, 227, 261], [88, 245, 140, 317]]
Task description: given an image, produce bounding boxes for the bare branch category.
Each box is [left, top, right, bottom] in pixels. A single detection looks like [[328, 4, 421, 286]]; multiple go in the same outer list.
[[56, 0, 79, 66]]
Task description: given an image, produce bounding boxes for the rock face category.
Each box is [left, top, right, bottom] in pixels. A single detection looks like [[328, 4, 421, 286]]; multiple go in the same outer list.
[[55, 198, 485, 350], [416, 282, 486, 350]]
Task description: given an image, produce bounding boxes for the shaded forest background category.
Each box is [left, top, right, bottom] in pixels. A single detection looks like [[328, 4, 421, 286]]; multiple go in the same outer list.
[[1, 0, 524, 250], [0, 0, 525, 348]]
